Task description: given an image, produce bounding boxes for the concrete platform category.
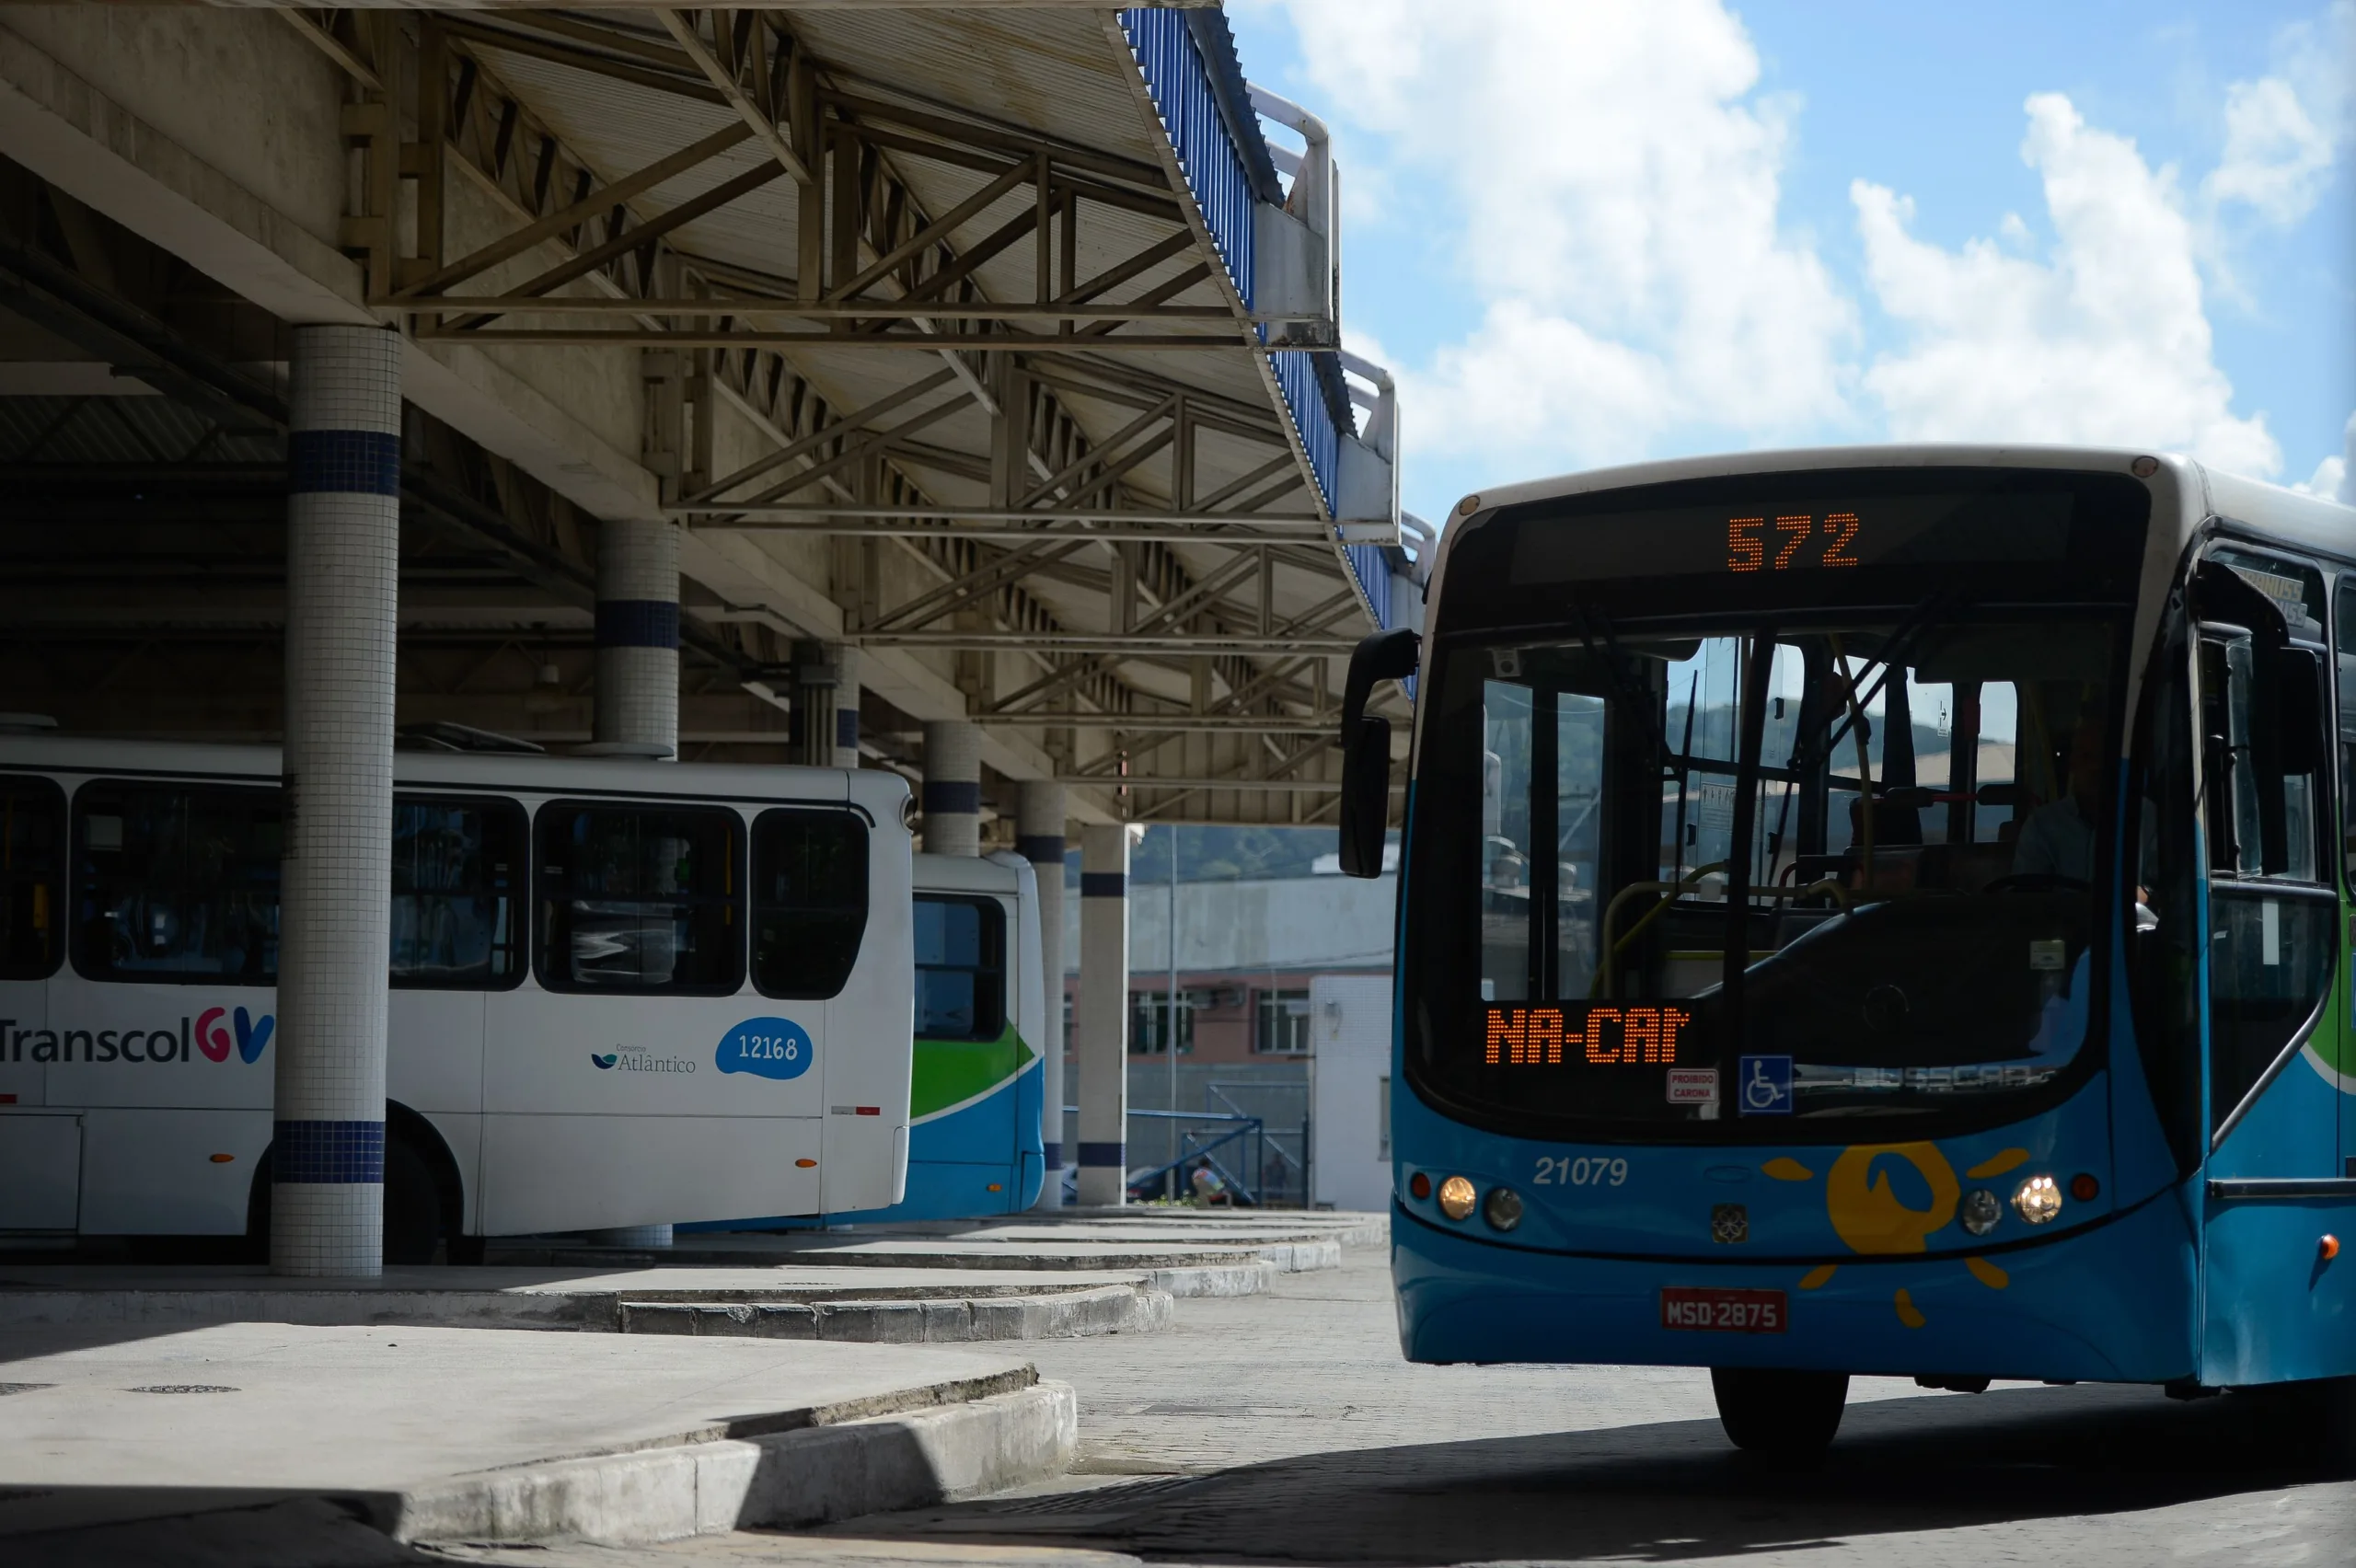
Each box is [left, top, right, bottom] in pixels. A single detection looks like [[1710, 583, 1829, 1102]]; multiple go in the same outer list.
[[0, 1322, 1074, 1546], [0, 1264, 1179, 1343], [489, 1234, 1291, 1294]]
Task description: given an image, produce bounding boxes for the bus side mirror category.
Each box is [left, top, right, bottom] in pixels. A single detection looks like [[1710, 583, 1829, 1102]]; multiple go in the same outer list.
[[1338, 627, 1420, 879]]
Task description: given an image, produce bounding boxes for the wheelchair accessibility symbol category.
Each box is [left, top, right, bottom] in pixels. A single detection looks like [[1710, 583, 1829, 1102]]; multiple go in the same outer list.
[[1738, 1055, 1794, 1115]]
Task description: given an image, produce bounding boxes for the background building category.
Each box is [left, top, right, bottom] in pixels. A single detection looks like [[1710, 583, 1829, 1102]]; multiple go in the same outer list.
[[1057, 825, 1397, 1205]]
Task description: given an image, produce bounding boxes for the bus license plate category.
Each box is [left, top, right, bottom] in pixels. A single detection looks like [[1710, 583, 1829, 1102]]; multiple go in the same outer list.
[[1660, 1286, 1787, 1333]]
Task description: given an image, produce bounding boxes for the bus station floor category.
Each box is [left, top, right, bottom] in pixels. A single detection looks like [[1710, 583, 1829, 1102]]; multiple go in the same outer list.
[[11, 1218, 2350, 1565], [451, 1238, 2355, 1568], [0, 1263, 1185, 1336], [0, 1322, 1068, 1547]]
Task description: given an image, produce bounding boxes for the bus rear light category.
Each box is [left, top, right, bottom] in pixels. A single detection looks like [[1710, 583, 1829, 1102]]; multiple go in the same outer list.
[[2013, 1174, 2063, 1225], [2069, 1173, 2099, 1202], [1408, 1171, 1432, 1200], [1438, 1175, 1477, 1220], [1483, 1186, 1523, 1231], [209, 1153, 235, 1164], [795, 1159, 817, 1169], [855, 1106, 880, 1116]]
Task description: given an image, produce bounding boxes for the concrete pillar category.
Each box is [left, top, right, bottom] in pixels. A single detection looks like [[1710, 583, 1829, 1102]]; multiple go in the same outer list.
[[794, 642, 860, 768], [833, 647, 862, 765], [922, 720, 982, 857], [1017, 782, 1068, 1208], [1076, 823, 1131, 1206], [593, 518, 678, 758], [592, 517, 677, 1249], [273, 325, 400, 1277]]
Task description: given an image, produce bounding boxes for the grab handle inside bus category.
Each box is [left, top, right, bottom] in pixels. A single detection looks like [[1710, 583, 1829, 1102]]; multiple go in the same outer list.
[[1339, 627, 1420, 879]]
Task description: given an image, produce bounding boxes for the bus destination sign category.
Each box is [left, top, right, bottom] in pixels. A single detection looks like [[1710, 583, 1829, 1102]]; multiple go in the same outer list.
[[1484, 1005, 1692, 1066], [1510, 489, 2076, 584]]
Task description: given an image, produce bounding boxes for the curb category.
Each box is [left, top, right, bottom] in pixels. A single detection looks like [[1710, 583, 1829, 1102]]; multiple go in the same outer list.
[[617, 1284, 1172, 1342], [0, 1281, 1193, 1340], [1150, 1259, 1278, 1297], [393, 1378, 1078, 1547]]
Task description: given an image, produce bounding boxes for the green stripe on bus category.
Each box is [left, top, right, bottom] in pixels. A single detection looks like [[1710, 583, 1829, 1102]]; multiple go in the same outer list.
[[909, 1023, 1037, 1121]]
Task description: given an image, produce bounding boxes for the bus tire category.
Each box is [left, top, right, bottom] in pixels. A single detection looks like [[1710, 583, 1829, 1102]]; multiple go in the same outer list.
[[1711, 1367, 1848, 1461], [382, 1136, 442, 1266], [2319, 1375, 2356, 1477]]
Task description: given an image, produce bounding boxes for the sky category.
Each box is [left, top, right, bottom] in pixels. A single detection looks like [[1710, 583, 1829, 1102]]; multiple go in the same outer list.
[[1225, 0, 2356, 532]]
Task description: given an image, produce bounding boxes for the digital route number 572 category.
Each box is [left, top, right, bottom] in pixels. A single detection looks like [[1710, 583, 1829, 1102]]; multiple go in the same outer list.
[[1727, 513, 1861, 573]]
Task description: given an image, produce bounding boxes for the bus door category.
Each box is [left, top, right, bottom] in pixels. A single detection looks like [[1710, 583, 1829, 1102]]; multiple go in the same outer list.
[[0, 775, 71, 1231], [2194, 553, 2347, 1384], [386, 794, 524, 1223], [907, 890, 1019, 1209]]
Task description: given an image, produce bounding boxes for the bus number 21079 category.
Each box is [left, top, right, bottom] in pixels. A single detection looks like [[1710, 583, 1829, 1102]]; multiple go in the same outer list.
[[1532, 1155, 1628, 1188]]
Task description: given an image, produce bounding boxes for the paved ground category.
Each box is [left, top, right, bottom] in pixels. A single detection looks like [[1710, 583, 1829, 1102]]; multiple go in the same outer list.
[[445, 1241, 2356, 1568], [0, 1321, 1038, 1542]]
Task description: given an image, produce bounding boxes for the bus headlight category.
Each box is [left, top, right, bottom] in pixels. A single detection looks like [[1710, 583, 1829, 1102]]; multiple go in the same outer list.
[[1483, 1186, 1523, 1231], [2013, 1174, 2063, 1225], [1438, 1175, 1477, 1220], [1960, 1188, 2003, 1236]]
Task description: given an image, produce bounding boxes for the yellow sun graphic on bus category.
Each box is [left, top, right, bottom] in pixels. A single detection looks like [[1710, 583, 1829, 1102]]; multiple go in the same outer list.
[[1762, 1142, 2027, 1327]]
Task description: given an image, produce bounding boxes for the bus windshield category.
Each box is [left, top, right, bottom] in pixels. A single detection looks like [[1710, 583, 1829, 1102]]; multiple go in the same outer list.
[[1404, 470, 2149, 1137]]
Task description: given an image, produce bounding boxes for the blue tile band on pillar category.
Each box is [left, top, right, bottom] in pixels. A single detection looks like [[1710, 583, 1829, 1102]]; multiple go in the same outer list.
[[594, 599, 681, 651], [837, 708, 860, 750], [273, 1119, 387, 1183], [1078, 1141, 1126, 1168], [923, 779, 981, 815], [287, 429, 401, 497], [1080, 871, 1126, 898], [1017, 835, 1064, 865], [1042, 1140, 1063, 1169]]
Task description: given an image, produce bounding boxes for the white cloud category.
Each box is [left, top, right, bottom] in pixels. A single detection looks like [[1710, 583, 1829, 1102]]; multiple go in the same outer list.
[[1262, 0, 1854, 467], [2294, 410, 2356, 502], [2204, 74, 2336, 224], [1855, 94, 2281, 478]]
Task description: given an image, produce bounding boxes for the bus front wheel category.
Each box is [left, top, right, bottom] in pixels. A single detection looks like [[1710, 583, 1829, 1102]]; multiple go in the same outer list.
[[1711, 1368, 1849, 1461]]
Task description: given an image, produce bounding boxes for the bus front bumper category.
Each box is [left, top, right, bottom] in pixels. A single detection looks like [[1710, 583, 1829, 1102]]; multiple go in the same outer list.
[[1392, 1191, 2199, 1385]]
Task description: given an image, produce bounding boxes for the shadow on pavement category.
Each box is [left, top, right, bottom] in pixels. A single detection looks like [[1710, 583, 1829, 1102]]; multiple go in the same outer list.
[[815, 1382, 2350, 1563]]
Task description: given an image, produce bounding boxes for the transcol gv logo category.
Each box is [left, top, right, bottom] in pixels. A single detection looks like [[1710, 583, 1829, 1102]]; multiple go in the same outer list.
[[0, 1007, 274, 1065], [196, 1007, 273, 1065]]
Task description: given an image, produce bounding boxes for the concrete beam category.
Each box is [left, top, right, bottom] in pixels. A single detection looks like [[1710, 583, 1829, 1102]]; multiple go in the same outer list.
[[0, 18, 659, 523]]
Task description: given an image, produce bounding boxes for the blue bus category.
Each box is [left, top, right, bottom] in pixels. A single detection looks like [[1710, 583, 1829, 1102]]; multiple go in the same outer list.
[[1337, 445, 2356, 1460]]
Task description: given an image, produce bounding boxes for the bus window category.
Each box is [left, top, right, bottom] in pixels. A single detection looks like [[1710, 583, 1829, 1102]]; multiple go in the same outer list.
[[2200, 553, 2336, 1136], [912, 895, 1004, 1041], [391, 796, 526, 989], [0, 778, 64, 980], [73, 783, 282, 984], [535, 802, 742, 995], [750, 810, 868, 999]]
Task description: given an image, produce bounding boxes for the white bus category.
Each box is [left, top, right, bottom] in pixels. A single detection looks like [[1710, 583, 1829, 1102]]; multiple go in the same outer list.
[[0, 735, 915, 1262]]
